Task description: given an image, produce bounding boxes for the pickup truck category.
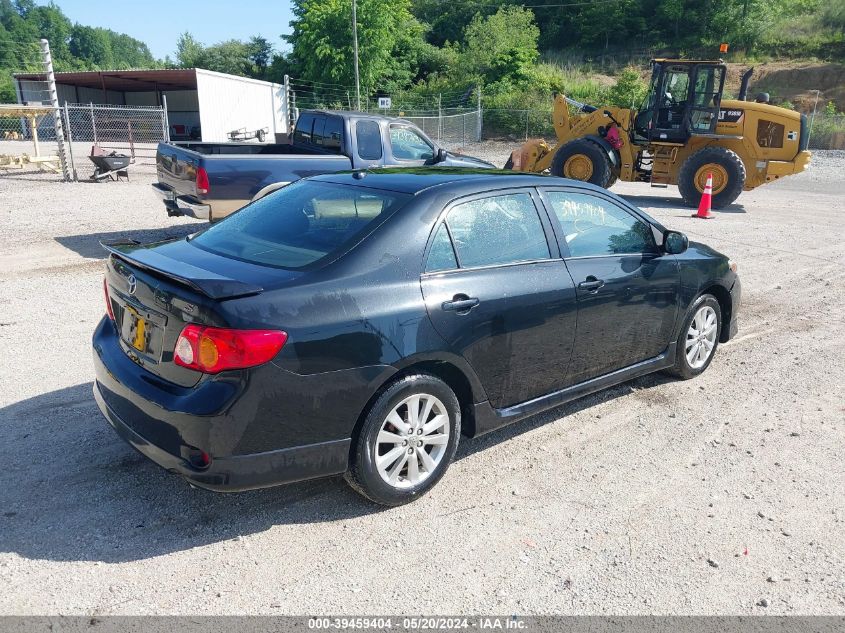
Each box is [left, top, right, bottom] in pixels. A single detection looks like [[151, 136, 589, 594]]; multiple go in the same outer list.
[[152, 110, 494, 222]]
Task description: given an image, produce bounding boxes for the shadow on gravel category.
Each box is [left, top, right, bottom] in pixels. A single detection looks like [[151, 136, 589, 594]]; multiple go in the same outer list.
[[54, 223, 208, 259], [620, 193, 747, 214], [0, 373, 671, 563], [456, 371, 674, 460]]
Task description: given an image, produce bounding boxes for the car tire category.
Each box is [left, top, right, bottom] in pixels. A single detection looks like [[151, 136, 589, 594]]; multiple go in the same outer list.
[[345, 374, 461, 506], [678, 147, 746, 209], [550, 138, 614, 188], [665, 294, 723, 380]]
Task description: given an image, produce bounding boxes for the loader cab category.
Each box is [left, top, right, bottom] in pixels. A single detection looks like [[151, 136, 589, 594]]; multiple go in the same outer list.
[[634, 60, 727, 144]]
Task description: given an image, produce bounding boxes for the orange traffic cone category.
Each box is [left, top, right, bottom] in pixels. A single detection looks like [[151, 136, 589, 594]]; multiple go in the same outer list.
[[692, 173, 715, 219]]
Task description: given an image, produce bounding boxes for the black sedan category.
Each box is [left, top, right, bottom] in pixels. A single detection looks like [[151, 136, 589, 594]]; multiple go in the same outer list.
[[93, 169, 740, 506]]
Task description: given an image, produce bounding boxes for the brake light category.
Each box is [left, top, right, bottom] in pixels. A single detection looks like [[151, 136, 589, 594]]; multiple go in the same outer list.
[[103, 277, 115, 320], [196, 167, 209, 195], [173, 325, 287, 373]]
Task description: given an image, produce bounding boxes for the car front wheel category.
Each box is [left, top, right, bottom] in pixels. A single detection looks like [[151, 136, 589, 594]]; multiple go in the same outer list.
[[666, 294, 722, 379], [346, 374, 461, 506]]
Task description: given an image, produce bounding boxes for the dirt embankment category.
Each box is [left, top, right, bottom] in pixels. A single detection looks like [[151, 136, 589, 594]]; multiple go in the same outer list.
[[725, 62, 845, 112]]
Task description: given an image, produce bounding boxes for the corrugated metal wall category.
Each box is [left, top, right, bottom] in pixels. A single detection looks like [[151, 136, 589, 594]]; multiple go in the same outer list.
[[195, 69, 287, 142]]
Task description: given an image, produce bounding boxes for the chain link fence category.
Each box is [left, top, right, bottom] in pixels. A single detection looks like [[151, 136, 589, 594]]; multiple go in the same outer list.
[[0, 39, 68, 177], [401, 110, 481, 149], [808, 114, 845, 150], [60, 103, 168, 180]]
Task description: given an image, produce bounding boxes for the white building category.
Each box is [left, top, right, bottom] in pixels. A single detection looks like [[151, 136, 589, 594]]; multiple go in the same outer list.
[[13, 67, 290, 142]]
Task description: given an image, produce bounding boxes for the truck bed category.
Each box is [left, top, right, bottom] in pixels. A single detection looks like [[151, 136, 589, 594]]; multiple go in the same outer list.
[[171, 142, 331, 156], [156, 142, 352, 220]]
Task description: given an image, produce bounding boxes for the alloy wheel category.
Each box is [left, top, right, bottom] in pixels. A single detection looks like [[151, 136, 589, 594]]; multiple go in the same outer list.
[[375, 394, 450, 489], [685, 305, 718, 369]]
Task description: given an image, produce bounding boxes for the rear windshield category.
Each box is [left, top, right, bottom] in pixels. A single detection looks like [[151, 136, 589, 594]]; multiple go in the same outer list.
[[189, 180, 410, 269]]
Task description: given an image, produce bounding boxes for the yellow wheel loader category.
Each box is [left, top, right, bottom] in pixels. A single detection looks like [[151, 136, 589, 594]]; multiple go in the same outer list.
[[507, 60, 812, 208]]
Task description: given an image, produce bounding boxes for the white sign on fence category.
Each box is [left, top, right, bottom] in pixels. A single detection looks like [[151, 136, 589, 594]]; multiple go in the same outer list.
[[378, 97, 392, 109]]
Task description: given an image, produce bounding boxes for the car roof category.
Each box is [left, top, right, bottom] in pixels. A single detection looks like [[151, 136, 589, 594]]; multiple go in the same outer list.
[[311, 168, 606, 195]]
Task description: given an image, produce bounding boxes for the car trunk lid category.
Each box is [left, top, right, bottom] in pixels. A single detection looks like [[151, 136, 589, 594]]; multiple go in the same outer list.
[[103, 239, 301, 387]]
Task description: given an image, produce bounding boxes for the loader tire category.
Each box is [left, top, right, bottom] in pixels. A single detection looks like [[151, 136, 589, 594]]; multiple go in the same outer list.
[[678, 146, 746, 209], [503, 156, 514, 170], [551, 139, 613, 188]]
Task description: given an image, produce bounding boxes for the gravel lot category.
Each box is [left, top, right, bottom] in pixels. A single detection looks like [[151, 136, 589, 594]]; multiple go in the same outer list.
[[1, 150, 843, 616]]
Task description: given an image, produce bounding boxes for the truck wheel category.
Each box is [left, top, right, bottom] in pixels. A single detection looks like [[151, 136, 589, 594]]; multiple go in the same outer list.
[[551, 139, 613, 188], [678, 147, 746, 209]]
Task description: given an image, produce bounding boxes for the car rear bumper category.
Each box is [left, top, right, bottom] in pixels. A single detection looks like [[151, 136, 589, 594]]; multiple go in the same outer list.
[[92, 318, 350, 492], [151, 183, 211, 220]]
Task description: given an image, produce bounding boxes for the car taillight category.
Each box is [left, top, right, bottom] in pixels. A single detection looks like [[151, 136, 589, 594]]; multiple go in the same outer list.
[[196, 167, 209, 195], [103, 277, 115, 320], [173, 325, 287, 374]]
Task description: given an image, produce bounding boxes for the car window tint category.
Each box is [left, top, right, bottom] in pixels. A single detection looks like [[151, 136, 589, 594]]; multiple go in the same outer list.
[[356, 120, 382, 160], [425, 222, 458, 272], [311, 115, 326, 146], [293, 113, 315, 144], [190, 181, 410, 269], [546, 191, 657, 257], [390, 125, 434, 161], [446, 193, 550, 268], [323, 116, 343, 150]]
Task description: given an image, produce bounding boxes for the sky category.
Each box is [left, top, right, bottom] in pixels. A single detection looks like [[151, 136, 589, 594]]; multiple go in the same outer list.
[[39, 0, 296, 61]]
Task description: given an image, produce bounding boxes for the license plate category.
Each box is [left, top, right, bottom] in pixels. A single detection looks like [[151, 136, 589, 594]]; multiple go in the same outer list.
[[124, 306, 151, 353]]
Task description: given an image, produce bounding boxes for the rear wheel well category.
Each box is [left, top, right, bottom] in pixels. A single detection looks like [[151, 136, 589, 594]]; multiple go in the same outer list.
[[351, 362, 477, 451], [701, 284, 732, 342]]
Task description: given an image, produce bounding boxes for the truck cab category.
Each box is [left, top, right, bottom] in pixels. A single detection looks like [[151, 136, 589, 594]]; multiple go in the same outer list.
[[154, 110, 493, 222]]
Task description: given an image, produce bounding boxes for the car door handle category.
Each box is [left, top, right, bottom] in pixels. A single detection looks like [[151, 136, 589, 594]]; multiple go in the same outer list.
[[578, 277, 605, 292], [442, 296, 479, 313]]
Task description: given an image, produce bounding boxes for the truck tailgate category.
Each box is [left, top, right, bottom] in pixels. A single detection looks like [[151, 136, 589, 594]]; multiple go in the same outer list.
[[156, 143, 200, 196]]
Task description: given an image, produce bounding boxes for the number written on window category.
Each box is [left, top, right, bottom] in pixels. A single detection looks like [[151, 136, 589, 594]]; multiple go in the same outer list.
[[546, 192, 656, 257]]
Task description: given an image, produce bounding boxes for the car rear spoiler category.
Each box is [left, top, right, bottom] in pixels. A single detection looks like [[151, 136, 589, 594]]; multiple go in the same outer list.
[[100, 240, 263, 300]]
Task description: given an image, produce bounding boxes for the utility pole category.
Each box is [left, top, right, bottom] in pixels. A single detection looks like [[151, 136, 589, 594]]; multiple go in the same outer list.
[[808, 89, 821, 145], [40, 39, 71, 181], [352, 0, 361, 111]]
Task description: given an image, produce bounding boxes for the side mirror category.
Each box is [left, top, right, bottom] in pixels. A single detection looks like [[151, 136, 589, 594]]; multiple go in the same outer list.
[[663, 230, 688, 255], [435, 148, 447, 163]]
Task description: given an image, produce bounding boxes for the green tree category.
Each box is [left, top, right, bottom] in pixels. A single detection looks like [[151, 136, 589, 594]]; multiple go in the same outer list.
[[247, 35, 273, 78], [285, 0, 420, 89], [68, 25, 113, 68], [460, 6, 539, 83], [197, 40, 255, 75], [176, 32, 203, 68], [409, 0, 497, 48], [607, 67, 648, 108]]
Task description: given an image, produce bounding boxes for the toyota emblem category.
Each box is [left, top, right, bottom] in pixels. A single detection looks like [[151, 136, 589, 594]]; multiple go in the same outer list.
[[127, 274, 137, 295]]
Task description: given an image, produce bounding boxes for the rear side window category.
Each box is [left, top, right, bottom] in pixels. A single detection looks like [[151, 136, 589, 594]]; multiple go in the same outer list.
[[190, 181, 410, 269], [444, 193, 550, 268], [356, 120, 382, 160], [293, 113, 315, 144], [323, 116, 343, 150], [545, 191, 657, 257], [311, 115, 327, 146], [425, 223, 458, 272], [757, 120, 784, 148]]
